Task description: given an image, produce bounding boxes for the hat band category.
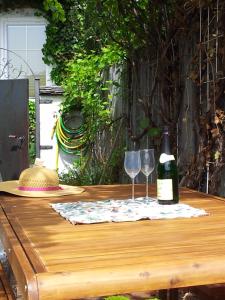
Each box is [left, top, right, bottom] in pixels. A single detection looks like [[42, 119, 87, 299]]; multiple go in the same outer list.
[[18, 186, 62, 191]]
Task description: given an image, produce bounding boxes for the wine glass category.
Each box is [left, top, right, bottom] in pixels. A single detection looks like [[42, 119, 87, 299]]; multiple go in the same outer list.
[[124, 151, 141, 200], [140, 149, 155, 200]]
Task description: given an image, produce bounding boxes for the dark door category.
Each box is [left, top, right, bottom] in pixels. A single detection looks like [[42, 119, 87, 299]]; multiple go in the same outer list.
[[0, 79, 29, 180]]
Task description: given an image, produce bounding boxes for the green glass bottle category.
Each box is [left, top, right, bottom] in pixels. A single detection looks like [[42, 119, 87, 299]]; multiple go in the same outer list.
[[157, 126, 179, 205]]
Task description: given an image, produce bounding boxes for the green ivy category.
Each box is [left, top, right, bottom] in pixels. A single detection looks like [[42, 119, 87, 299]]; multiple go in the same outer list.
[[43, 0, 65, 22], [59, 156, 104, 186], [41, 0, 178, 84], [40, 0, 178, 184], [104, 297, 130, 300], [62, 44, 125, 143], [104, 296, 160, 300], [60, 139, 125, 186]]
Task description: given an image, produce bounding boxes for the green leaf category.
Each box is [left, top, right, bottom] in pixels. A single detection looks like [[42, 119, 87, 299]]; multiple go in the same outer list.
[[139, 117, 149, 129], [148, 127, 161, 137], [104, 296, 130, 300]]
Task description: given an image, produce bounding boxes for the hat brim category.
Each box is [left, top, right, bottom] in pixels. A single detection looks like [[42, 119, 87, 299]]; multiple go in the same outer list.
[[0, 181, 84, 197]]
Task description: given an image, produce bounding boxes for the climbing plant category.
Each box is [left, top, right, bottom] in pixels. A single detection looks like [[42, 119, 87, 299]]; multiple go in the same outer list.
[[41, 0, 184, 148], [39, 0, 182, 180], [40, 0, 181, 183], [41, 0, 179, 84], [62, 45, 126, 142], [40, 0, 225, 192]]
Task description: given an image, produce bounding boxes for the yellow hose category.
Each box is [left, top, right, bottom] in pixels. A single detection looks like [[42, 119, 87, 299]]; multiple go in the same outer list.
[[52, 116, 85, 170]]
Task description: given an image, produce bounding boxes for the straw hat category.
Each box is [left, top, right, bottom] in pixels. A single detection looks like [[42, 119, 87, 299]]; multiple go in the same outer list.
[[0, 164, 84, 197]]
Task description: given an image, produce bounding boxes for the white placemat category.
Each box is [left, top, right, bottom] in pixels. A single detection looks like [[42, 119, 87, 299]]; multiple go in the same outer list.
[[51, 198, 208, 224]]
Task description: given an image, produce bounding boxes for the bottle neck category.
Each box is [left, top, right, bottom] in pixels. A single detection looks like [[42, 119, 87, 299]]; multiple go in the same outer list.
[[161, 132, 171, 155]]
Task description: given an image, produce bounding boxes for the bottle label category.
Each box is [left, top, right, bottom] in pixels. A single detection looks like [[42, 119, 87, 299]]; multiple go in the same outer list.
[[159, 153, 175, 164], [157, 179, 173, 200]]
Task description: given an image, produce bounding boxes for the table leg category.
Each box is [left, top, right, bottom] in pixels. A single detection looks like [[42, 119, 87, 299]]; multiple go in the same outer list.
[[158, 288, 179, 300], [158, 289, 167, 300], [169, 288, 178, 300]]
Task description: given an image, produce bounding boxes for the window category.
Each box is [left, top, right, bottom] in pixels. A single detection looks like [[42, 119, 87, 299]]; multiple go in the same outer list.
[[0, 13, 48, 97]]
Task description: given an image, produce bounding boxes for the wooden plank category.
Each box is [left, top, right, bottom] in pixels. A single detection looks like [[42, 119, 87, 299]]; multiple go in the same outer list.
[[36, 257, 225, 300], [0, 207, 39, 300], [0, 207, 47, 273]]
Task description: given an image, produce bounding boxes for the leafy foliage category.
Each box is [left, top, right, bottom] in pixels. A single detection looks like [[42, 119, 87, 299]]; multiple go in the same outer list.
[[43, 0, 65, 22], [104, 296, 160, 300], [41, 0, 225, 193], [60, 123, 125, 185], [104, 297, 130, 300], [41, 0, 178, 84], [39, 0, 180, 184], [42, 0, 104, 84], [62, 45, 125, 142], [59, 156, 104, 186]]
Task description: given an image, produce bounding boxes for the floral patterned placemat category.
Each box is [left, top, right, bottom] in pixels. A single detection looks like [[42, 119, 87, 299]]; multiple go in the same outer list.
[[50, 198, 208, 225]]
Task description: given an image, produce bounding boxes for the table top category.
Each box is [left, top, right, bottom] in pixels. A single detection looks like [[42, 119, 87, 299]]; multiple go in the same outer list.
[[0, 184, 225, 300]]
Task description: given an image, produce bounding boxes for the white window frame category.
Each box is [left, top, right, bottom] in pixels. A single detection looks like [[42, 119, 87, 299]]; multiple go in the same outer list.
[[0, 10, 52, 85]]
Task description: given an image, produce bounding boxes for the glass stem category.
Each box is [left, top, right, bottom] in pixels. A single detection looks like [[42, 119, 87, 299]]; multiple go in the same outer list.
[[146, 176, 149, 199], [132, 178, 135, 200]]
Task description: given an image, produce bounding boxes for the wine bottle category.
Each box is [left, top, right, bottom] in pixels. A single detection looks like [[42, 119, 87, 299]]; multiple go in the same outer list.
[[157, 126, 179, 205]]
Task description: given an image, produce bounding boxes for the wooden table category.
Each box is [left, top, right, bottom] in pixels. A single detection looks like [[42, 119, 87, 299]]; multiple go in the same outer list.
[[0, 184, 225, 300]]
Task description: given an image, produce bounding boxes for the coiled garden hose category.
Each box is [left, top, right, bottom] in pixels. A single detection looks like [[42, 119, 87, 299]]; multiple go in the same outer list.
[[52, 114, 85, 170]]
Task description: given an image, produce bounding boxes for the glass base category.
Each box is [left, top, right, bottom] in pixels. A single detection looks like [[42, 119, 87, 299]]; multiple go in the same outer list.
[[135, 196, 156, 201]]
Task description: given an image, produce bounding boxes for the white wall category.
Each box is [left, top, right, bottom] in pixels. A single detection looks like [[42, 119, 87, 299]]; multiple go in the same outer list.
[[39, 94, 75, 173]]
